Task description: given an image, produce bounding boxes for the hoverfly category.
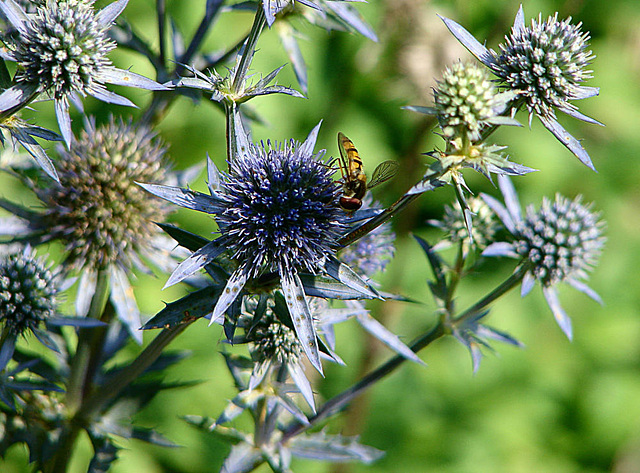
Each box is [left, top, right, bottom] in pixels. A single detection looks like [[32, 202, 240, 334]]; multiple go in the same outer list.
[[336, 132, 399, 211]]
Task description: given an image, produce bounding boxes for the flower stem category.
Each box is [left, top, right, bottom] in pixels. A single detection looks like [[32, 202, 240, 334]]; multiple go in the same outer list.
[[279, 264, 526, 444], [156, 0, 167, 68], [339, 169, 447, 247], [65, 270, 111, 413], [47, 270, 110, 473], [453, 262, 530, 326], [176, 0, 225, 76], [76, 322, 191, 421], [281, 322, 446, 442], [231, 5, 266, 94], [225, 101, 240, 163]]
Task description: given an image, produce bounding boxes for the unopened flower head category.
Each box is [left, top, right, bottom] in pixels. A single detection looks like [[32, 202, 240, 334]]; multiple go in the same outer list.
[[251, 313, 301, 365], [35, 116, 169, 271], [437, 196, 499, 249], [0, 248, 57, 336], [434, 62, 512, 141], [217, 139, 344, 278], [494, 13, 593, 119], [11, 0, 115, 101], [339, 200, 395, 278], [514, 194, 604, 287]]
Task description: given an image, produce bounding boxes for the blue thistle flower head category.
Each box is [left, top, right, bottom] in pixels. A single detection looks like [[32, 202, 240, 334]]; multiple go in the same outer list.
[[0, 246, 58, 337], [12, 0, 116, 102], [218, 138, 344, 278], [139, 122, 382, 374], [513, 194, 604, 288], [494, 12, 594, 121], [481, 175, 605, 339]]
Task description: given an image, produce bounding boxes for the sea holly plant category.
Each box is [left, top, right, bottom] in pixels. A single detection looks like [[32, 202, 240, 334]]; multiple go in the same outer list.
[[0, 2, 608, 472]]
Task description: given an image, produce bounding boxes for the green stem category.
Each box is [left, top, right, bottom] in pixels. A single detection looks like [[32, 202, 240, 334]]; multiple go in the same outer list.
[[45, 422, 81, 473], [82, 303, 116, 399], [176, 0, 225, 76], [65, 270, 111, 413], [225, 101, 239, 163], [223, 4, 267, 164], [281, 322, 446, 443], [254, 365, 287, 448], [231, 5, 266, 94], [444, 243, 465, 319], [279, 264, 527, 444], [339, 167, 447, 247], [47, 321, 192, 473], [76, 322, 191, 421], [156, 0, 167, 68], [46, 271, 110, 473], [254, 397, 269, 448], [453, 262, 530, 326]]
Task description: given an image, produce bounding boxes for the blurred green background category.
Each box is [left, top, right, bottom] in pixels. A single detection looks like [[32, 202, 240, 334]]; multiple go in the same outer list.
[[2, 0, 640, 472]]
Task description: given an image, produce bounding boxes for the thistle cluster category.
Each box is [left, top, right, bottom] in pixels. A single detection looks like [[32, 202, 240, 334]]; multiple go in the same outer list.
[[410, 61, 527, 181], [1, 116, 185, 341], [0, 248, 57, 336], [440, 5, 602, 168], [0, 2, 610, 472]]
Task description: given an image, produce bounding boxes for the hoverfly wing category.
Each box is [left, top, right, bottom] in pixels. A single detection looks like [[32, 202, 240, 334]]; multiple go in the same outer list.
[[367, 160, 399, 189], [337, 132, 351, 177]]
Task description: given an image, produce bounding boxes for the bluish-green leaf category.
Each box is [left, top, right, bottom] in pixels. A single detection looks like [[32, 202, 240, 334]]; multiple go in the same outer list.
[[289, 432, 384, 464], [143, 285, 223, 329]]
